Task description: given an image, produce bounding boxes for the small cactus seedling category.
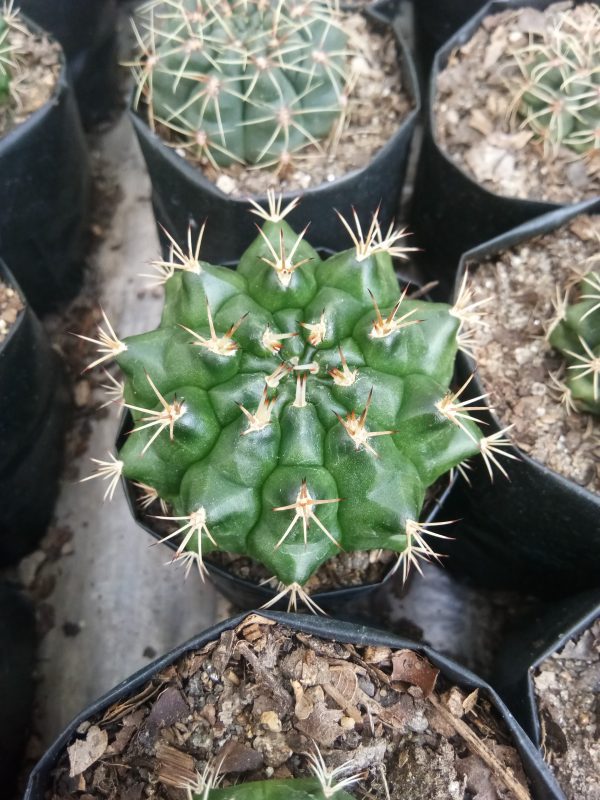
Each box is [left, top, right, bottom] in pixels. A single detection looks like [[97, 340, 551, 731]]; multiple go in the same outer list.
[[549, 263, 600, 415], [129, 0, 353, 169], [507, 3, 600, 158], [0, 2, 22, 107], [82, 198, 509, 605]]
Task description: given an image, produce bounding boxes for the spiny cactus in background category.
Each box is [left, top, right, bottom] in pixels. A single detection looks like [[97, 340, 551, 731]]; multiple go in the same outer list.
[[0, 2, 21, 106], [81, 197, 510, 607], [549, 263, 600, 415], [130, 0, 352, 170], [508, 3, 600, 157]]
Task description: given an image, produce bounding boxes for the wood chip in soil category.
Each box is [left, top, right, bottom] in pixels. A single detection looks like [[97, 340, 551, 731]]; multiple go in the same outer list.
[[534, 616, 600, 800], [434, 3, 599, 203], [0, 23, 61, 138], [466, 214, 600, 494], [48, 617, 531, 800], [149, 13, 412, 197], [0, 279, 24, 343]]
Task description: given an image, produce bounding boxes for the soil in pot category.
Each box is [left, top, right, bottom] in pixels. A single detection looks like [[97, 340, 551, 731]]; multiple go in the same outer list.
[[533, 616, 600, 799], [132, 8, 413, 197], [48, 616, 532, 800], [0, 15, 61, 138], [434, 2, 599, 204], [0, 279, 24, 342], [464, 213, 599, 495]]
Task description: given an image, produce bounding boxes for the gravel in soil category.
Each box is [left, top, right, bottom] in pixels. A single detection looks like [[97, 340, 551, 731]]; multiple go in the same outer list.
[[466, 214, 600, 494], [151, 14, 412, 197], [49, 617, 531, 800], [0, 23, 61, 138], [534, 617, 600, 800], [434, 3, 599, 203], [0, 279, 24, 342]]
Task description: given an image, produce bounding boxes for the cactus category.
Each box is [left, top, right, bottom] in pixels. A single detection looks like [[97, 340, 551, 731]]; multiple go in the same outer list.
[[0, 2, 19, 106], [82, 198, 511, 605], [129, 0, 352, 169], [194, 779, 354, 799], [508, 3, 600, 158], [549, 266, 600, 415]]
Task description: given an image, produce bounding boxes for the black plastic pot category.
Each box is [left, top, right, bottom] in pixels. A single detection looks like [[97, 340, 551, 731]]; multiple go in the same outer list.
[[0, 261, 70, 565], [130, 0, 420, 264], [0, 22, 91, 316], [437, 197, 600, 597], [25, 610, 564, 800], [0, 581, 36, 794], [491, 588, 600, 748], [18, 0, 119, 128], [408, 0, 595, 300], [116, 412, 455, 613], [411, 0, 492, 90]]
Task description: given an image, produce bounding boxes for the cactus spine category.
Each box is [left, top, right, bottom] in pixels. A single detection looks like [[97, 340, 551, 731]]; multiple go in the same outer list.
[[509, 3, 600, 157], [82, 199, 508, 601], [550, 265, 600, 415], [0, 2, 20, 106], [130, 0, 352, 169]]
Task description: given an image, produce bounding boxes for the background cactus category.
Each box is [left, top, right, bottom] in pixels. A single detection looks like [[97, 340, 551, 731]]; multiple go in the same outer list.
[[84, 199, 508, 601], [194, 778, 354, 799], [549, 267, 600, 415], [0, 3, 19, 107], [130, 0, 351, 169], [508, 3, 600, 157]]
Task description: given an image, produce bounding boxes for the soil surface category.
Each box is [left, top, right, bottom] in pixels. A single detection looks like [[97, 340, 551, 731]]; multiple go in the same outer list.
[[151, 13, 412, 196], [49, 617, 531, 800], [0, 19, 61, 138], [0, 279, 24, 343], [534, 617, 600, 800], [434, 3, 599, 203], [467, 214, 600, 495]]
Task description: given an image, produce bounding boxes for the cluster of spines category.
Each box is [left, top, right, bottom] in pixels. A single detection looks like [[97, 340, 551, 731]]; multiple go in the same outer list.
[[129, 0, 354, 171], [0, 2, 25, 108], [79, 199, 511, 610], [507, 3, 600, 158], [547, 254, 600, 416]]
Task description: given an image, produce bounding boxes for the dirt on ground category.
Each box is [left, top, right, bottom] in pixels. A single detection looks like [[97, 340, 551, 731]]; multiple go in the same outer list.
[[0, 279, 24, 343], [534, 617, 600, 800], [151, 13, 413, 197], [466, 214, 600, 495], [0, 19, 61, 138], [49, 617, 531, 800], [434, 3, 599, 203]]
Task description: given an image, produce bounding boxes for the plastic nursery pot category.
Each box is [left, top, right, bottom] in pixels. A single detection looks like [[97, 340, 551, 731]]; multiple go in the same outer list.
[[0, 261, 70, 565], [411, 0, 493, 90], [491, 587, 600, 747], [0, 582, 36, 794], [18, 0, 119, 128], [116, 412, 456, 614], [436, 197, 600, 597], [129, 0, 421, 265], [24, 610, 564, 800], [0, 18, 90, 316], [408, 0, 592, 301]]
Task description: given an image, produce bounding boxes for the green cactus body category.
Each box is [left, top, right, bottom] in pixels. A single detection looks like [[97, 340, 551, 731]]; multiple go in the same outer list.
[[193, 777, 354, 799], [510, 4, 600, 156], [0, 14, 13, 106], [108, 206, 488, 591], [131, 0, 349, 167], [550, 269, 600, 415]]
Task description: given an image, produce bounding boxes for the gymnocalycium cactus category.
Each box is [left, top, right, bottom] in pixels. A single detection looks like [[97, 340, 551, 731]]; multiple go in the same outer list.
[[0, 2, 21, 106], [549, 265, 600, 415], [508, 3, 600, 157], [82, 197, 510, 606], [130, 0, 351, 169]]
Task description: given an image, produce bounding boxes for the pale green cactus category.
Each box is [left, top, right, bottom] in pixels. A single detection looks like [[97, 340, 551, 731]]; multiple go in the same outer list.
[[509, 3, 600, 157], [129, 0, 352, 170], [0, 2, 21, 106]]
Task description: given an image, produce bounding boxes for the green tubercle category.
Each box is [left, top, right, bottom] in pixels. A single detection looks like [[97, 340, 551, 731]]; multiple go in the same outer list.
[[83, 197, 507, 600], [549, 268, 600, 415], [193, 777, 354, 799]]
